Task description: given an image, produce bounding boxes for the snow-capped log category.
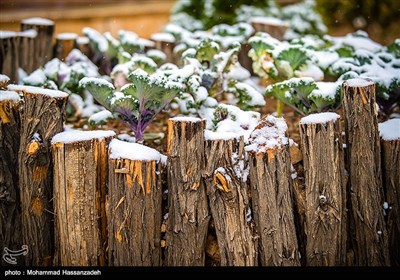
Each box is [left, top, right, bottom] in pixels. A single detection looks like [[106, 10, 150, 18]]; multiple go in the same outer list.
[[8, 84, 68, 266], [150, 32, 176, 64], [299, 112, 347, 266], [0, 89, 22, 266], [342, 78, 390, 266], [18, 29, 37, 75], [54, 33, 78, 61], [249, 17, 289, 41], [21, 17, 55, 70], [165, 117, 210, 266], [51, 130, 115, 266], [246, 115, 300, 266], [75, 36, 92, 58], [107, 139, 164, 266], [203, 134, 257, 266], [0, 31, 19, 83], [379, 118, 400, 266]]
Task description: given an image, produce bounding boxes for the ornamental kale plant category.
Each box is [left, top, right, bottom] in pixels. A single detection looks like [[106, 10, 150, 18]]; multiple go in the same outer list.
[[80, 69, 183, 142]]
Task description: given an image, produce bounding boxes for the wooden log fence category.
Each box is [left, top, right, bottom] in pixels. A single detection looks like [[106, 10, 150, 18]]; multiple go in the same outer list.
[[0, 80, 398, 266], [52, 130, 114, 266], [342, 78, 390, 266]]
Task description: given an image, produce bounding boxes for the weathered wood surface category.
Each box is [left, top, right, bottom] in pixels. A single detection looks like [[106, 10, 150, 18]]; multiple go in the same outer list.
[[250, 20, 288, 41], [381, 139, 400, 266], [18, 29, 37, 74], [15, 86, 68, 266], [0, 92, 22, 265], [300, 115, 347, 266], [54, 33, 78, 61], [342, 79, 390, 266], [108, 157, 162, 266], [203, 137, 257, 266], [165, 118, 210, 266], [52, 133, 113, 266], [247, 116, 300, 266], [21, 18, 55, 69], [0, 33, 19, 83]]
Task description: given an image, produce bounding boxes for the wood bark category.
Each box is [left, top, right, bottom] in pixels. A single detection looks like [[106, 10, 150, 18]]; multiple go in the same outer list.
[[250, 21, 288, 41], [0, 95, 22, 265], [107, 158, 162, 266], [238, 42, 254, 75], [54, 34, 78, 61], [300, 117, 347, 266], [165, 118, 210, 266], [18, 30, 37, 74], [21, 20, 55, 69], [17, 88, 68, 266], [152, 39, 176, 64], [52, 134, 112, 266], [342, 79, 390, 266], [248, 147, 300, 266], [381, 139, 400, 266], [203, 137, 257, 266], [0, 34, 19, 83], [75, 36, 92, 59]]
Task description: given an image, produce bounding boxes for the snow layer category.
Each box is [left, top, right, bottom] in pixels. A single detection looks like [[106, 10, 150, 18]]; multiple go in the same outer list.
[[379, 118, 400, 141], [52, 130, 115, 144], [204, 130, 239, 141], [56, 33, 78, 40], [170, 116, 203, 123], [109, 139, 166, 163], [0, 74, 10, 83], [0, 90, 21, 101], [7, 84, 68, 98], [344, 78, 374, 87], [22, 17, 54, 26], [300, 112, 340, 125]]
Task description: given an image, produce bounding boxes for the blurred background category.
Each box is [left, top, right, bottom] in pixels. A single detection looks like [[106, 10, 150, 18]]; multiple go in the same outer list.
[[1, 0, 399, 44]]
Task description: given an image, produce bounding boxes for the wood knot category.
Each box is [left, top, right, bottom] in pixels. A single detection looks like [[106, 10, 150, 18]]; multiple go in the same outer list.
[[27, 140, 41, 156], [319, 195, 328, 212], [213, 171, 230, 193]]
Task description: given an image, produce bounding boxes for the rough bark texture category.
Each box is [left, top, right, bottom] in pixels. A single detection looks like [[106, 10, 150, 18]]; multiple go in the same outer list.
[[0, 97, 22, 266], [291, 175, 307, 266], [250, 21, 288, 41], [107, 158, 162, 266], [52, 136, 111, 266], [381, 139, 400, 266], [21, 21, 55, 69], [18, 90, 67, 266], [300, 118, 347, 266], [203, 137, 257, 266], [54, 35, 77, 61], [165, 118, 210, 266], [238, 43, 254, 75], [248, 147, 300, 266], [342, 80, 390, 266], [18, 32, 37, 74], [0, 34, 19, 83], [75, 36, 92, 59]]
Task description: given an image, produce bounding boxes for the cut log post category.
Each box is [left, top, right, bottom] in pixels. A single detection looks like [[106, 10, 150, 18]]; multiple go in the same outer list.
[[379, 119, 400, 266], [52, 130, 114, 266], [17, 29, 37, 75], [238, 42, 254, 75], [203, 133, 257, 266], [165, 117, 210, 266], [8, 84, 68, 266], [246, 115, 300, 266], [0, 31, 19, 83], [249, 17, 289, 41], [75, 36, 92, 58], [299, 112, 347, 266], [150, 33, 176, 64], [342, 78, 390, 266], [21, 17, 55, 69], [107, 139, 163, 266], [0, 89, 22, 265], [54, 33, 78, 61]]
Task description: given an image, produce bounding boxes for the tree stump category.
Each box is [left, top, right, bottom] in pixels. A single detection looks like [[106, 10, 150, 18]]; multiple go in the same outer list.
[[246, 115, 300, 266], [52, 130, 115, 266], [0, 31, 19, 83], [0, 90, 22, 265], [8, 84, 68, 266], [150, 33, 176, 64], [300, 112, 347, 266], [203, 133, 257, 266], [21, 17, 55, 69], [165, 117, 210, 266], [342, 78, 390, 266], [249, 17, 289, 40], [54, 33, 78, 61], [76, 36, 92, 58], [107, 139, 163, 266], [379, 119, 400, 266], [17, 29, 37, 75]]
